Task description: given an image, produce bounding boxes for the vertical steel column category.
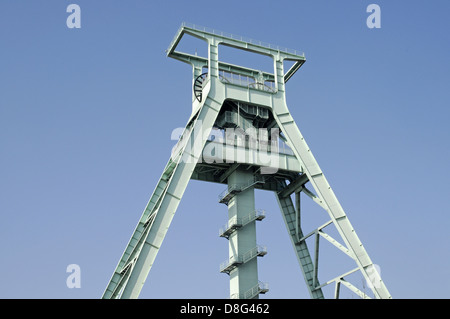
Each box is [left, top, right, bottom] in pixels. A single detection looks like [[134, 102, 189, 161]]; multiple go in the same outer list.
[[227, 170, 258, 299]]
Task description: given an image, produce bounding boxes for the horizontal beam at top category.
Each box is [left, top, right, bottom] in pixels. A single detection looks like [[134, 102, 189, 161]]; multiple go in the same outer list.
[[167, 23, 306, 61]]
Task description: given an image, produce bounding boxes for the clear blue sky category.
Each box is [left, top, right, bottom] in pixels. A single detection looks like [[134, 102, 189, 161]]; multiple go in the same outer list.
[[0, 0, 449, 299]]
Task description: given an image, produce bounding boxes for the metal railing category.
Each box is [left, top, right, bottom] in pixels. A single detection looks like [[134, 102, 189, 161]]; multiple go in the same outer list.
[[220, 245, 267, 273], [206, 132, 295, 156], [219, 210, 266, 237], [230, 281, 269, 299], [218, 176, 265, 202], [241, 245, 267, 262], [243, 281, 269, 299], [219, 70, 276, 93]]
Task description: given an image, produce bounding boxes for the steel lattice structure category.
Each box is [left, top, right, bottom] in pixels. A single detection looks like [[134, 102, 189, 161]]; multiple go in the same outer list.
[[102, 23, 392, 299]]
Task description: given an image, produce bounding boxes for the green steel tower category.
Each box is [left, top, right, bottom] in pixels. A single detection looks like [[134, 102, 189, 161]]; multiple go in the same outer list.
[[102, 23, 391, 299]]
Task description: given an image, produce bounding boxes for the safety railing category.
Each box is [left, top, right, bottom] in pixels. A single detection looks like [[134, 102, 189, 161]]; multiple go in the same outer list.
[[229, 281, 269, 299], [241, 245, 267, 262], [243, 281, 270, 299], [220, 245, 267, 274], [219, 210, 266, 238], [219, 70, 276, 93], [205, 132, 294, 156], [218, 176, 265, 203]]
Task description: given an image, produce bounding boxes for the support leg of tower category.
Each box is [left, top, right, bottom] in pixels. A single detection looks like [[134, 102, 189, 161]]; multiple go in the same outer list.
[[272, 100, 392, 299], [276, 187, 324, 299], [102, 96, 221, 299]]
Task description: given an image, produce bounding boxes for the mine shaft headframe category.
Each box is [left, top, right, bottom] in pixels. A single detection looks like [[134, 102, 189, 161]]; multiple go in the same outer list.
[[165, 22, 306, 84]]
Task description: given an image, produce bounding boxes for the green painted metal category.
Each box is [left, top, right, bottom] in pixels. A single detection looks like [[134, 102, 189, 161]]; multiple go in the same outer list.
[[103, 23, 391, 299], [276, 184, 325, 299], [222, 170, 264, 299]]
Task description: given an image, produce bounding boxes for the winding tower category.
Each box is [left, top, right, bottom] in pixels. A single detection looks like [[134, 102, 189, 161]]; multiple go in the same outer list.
[[102, 23, 392, 299]]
